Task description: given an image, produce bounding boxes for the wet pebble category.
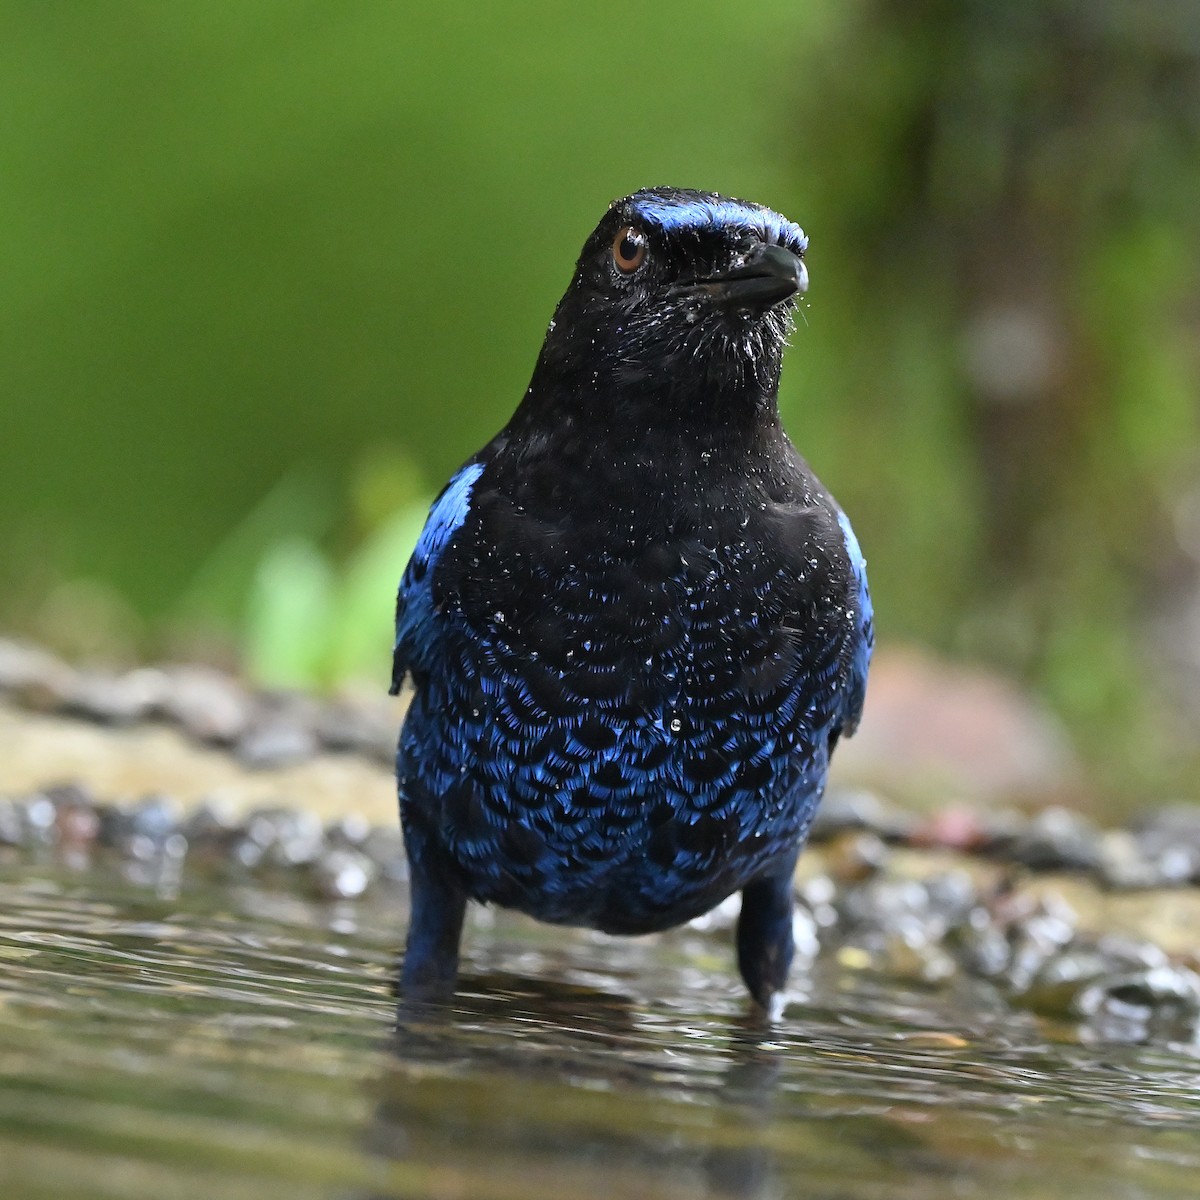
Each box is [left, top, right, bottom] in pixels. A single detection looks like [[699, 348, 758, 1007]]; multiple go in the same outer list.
[[0, 639, 77, 711], [180, 801, 243, 868], [810, 788, 914, 843], [1128, 804, 1200, 885], [1003, 894, 1078, 993], [124, 829, 188, 892], [269, 810, 325, 868], [326, 812, 373, 849], [228, 806, 327, 870], [0, 777, 417, 900], [313, 849, 376, 900], [796, 874, 838, 929], [833, 934, 955, 984], [54, 790, 101, 848], [9, 783, 115, 853], [909, 807, 992, 852], [0, 799, 20, 846], [949, 913, 1011, 978], [825, 831, 889, 884], [0, 639, 54, 692], [791, 904, 822, 964], [833, 875, 968, 984], [923, 870, 980, 926], [315, 697, 397, 763], [1075, 965, 1200, 1043], [161, 667, 254, 745], [1093, 933, 1170, 972], [94, 803, 131, 848], [231, 806, 289, 868], [909, 805, 1027, 854], [21, 792, 59, 845], [236, 720, 319, 769], [1017, 947, 1119, 1017], [1021, 938, 1184, 1026], [879, 933, 957, 985], [360, 826, 409, 883], [129, 793, 182, 846], [1007, 806, 1101, 872], [1076, 964, 1200, 1019], [65, 668, 169, 726], [182, 798, 242, 845], [1096, 830, 1185, 891]]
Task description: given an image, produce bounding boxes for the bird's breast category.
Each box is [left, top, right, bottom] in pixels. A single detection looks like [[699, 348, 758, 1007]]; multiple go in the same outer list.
[[402, 470, 858, 928], [423, 482, 856, 784]]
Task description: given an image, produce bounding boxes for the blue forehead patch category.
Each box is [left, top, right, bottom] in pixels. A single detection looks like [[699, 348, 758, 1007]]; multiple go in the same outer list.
[[629, 193, 808, 256]]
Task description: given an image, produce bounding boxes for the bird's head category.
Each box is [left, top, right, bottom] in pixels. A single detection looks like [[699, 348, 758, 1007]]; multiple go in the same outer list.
[[532, 187, 809, 414]]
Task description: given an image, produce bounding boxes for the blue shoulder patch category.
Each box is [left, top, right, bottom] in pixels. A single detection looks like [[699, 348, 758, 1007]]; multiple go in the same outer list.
[[391, 461, 484, 692], [413, 461, 484, 566], [836, 508, 873, 736]]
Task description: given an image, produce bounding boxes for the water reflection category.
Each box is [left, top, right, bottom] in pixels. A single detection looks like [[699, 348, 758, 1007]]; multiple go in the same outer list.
[[700, 1029, 783, 1199], [381, 976, 789, 1200], [3, 868, 1200, 1200], [375, 969, 998, 1200]]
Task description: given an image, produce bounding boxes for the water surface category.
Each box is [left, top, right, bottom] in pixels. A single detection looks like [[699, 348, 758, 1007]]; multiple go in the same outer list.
[[2, 866, 1198, 1199]]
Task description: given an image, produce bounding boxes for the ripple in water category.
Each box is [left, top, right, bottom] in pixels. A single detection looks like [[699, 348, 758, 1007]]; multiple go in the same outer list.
[[1, 866, 1200, 1200]]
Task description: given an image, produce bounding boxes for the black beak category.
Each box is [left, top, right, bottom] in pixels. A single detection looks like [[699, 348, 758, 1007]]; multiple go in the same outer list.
[[694, 243, 808, 312]]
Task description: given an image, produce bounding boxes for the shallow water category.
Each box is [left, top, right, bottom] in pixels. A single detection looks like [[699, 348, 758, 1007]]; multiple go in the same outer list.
[[2, 866, 1199, 1200]]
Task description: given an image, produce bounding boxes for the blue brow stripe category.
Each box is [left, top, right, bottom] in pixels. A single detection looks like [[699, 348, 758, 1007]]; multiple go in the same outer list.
[[631, 197, 807, 253]]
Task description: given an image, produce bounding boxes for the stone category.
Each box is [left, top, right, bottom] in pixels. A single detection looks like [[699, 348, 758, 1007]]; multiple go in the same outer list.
[[236, 720, 319, 770], [1008, 806, 1101, 872], [825, 831, 889, 884], [66, 669, 169, 726], [0, 640, 77, 712], [830, 647, 1080, 805], [161, 667, 254, 745], [313, 849, 376, 900], [811, 787, 913, 842], [1129, 804, 1200, 884]]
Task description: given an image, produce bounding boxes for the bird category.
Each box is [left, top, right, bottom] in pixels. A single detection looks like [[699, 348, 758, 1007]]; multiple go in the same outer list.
[[390, 186, 872, 1013]]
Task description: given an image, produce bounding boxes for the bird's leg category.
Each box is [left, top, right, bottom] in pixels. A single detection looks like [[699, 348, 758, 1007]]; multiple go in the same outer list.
[[736, 864, 797, 1017], [399, 818, 467, 1001]]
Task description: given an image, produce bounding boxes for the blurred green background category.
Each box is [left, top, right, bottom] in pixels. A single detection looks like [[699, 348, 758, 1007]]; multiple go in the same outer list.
[[2, 2, 1198, 803]]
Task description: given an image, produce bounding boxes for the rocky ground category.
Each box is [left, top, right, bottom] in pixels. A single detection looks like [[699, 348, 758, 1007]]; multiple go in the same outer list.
[[3, 635, 1200, 1042]]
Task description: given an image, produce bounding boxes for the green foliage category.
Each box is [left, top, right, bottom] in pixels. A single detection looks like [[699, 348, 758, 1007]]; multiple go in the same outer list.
[[243, 500, 429, 689], [2, 2, 1198, 797], [0, 1, 811, 615], [186, 447, 430, 686], [779, 0, 1200, 795]]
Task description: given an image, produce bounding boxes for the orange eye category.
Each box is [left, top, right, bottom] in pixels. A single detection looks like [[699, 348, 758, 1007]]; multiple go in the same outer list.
[[612, 225, 647, 274]]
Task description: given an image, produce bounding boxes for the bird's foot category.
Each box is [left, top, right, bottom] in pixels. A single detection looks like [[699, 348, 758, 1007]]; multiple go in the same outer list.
[[736, 868, 797, 1016]]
